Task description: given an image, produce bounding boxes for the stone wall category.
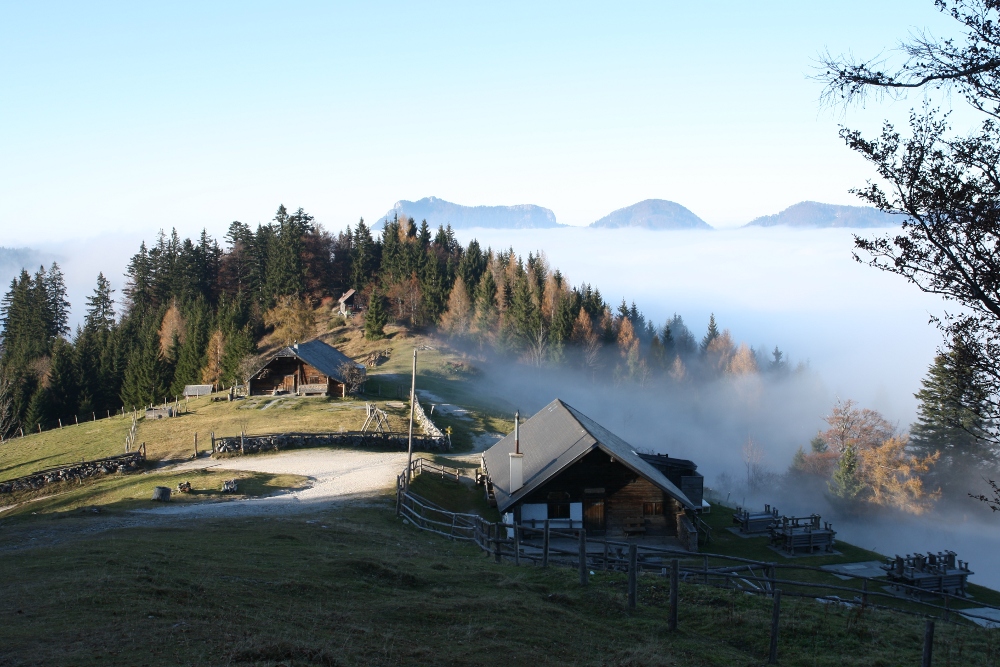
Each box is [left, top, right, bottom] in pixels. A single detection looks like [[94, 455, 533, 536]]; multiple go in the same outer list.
[[413, 399, 445, 439], [213, 431, 447, 455], [0, 452, 146, 494]]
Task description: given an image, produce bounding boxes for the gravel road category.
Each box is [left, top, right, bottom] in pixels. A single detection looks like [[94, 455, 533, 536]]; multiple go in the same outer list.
[[0, 448, 411, 551]]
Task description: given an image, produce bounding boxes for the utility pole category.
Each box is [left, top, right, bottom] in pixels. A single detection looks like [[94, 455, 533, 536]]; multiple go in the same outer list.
[[405, 348, 417, 489]]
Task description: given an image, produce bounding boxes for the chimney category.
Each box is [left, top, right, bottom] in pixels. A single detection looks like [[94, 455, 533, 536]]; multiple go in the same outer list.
[[514, 410, 520, 454], [509, 411, 523, 492]]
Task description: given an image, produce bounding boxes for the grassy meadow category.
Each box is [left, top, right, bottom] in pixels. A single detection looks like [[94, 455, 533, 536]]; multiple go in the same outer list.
[[2, 499, 999, 667]]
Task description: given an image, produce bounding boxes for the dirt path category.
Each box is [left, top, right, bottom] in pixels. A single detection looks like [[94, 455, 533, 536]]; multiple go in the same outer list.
[[0, 448, 410, 552]]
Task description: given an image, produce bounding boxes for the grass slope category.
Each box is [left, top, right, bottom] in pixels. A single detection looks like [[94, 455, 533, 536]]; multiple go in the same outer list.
[[1, 500, 997, 667], [0, 467, 308, 519]]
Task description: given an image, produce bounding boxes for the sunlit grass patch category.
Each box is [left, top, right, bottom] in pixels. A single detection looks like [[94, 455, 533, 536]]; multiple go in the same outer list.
[[0, 467, 308, 518]]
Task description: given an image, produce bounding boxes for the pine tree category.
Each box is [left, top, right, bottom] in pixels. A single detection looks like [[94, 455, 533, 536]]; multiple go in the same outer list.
[[364, 290, 389, 340], [220, 326, 257, 386], [44, 262, 70, 338], [910, 338, 996, 472], [123, 243, 153, 315], [46, 338, 80, 423], [23, 385, 50, 432], [829, 445, 864, 502], [169, 301, 210, 396], [86, 273, 116, 332], [700, 313, 720, 354], [472, 271, 499, 341], [120, 317, 170, 409]]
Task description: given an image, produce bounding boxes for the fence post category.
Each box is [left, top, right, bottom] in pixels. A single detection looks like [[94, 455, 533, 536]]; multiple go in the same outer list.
[[768, 589, 782, 664], [703, 554, 709, 584], [628, 544, 638, 610], [862, 579, 868, 610], [514, 526, 521, 566], [542, 520, 550, 568], [669, 558, 679, 631], [494, 524, 502, 564], [922, 620, 935, 667], [579, 530, 588, 586], [943, 592, 950, 621], [603, 541, 609, 572]]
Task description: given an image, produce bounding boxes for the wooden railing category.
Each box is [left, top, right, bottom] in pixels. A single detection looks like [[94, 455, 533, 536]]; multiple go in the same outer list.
[[394, 463, 1000, 628]]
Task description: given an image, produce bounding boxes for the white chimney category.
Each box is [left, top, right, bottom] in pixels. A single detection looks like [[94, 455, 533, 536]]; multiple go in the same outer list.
[[509, 452, 523, 493], [509, 410, 523, 492]]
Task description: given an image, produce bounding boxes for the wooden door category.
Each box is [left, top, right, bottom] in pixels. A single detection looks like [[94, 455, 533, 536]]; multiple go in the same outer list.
[[584, 498, 605, 533], [282, 375, 295, 393]]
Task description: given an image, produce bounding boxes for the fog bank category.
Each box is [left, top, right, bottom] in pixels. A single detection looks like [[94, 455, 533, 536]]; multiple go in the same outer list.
[[454, 226, 945, 427]]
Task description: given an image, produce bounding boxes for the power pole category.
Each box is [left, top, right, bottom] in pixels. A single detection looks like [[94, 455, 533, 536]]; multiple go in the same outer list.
[[405, 348, 417, 489]]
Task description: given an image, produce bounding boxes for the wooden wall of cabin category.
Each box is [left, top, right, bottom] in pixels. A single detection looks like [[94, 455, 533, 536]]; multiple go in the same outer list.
[[517, 449, 677, 537], [249, 357, 331, 395]]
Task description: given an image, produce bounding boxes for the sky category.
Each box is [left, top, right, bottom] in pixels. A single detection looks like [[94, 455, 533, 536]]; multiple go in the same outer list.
[[0, 1, 969, 242]]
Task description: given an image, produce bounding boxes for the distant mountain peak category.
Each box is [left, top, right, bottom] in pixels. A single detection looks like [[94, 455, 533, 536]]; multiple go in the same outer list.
[[743, 201, 901, 229], [590, 199, 712, 230], [379, 197, 560, 230]]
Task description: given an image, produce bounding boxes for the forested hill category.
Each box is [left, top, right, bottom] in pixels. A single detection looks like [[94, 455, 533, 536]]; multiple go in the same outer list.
[[0, 204, 790, 439], [589, 199, 712, 230]]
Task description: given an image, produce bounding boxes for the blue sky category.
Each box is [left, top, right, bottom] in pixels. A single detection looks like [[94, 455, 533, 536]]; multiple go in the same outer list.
[[0, 2, 962, 242]]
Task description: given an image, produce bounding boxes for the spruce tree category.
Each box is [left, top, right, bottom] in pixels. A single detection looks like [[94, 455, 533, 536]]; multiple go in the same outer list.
[[23, 385, 50, 432], [828, 446, 864, 502], [364, 290, 389, 341], [910, 338, 996, 472], [473, 271, 499, 339], [44, 262, 70, 338], [86, 273, 116, 331], [46, 338, 80, 423], [220, 326, 257, 386], [700, 313, 720, 354], [120, 317, 170, 409]]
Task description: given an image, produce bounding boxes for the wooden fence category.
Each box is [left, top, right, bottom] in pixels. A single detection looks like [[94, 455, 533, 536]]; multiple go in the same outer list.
[[396, 460, 1000, 663]]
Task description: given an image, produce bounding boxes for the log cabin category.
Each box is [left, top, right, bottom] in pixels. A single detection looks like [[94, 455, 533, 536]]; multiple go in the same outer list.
[[248, 339, 364, 398], [481, 399, 702, 546]]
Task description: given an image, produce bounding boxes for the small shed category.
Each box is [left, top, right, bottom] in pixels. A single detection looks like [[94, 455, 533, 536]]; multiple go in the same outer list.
[[481, 399, 698, 543], [248, 339, 364, 397], [338, 289, 358, 316], [183, 384, 213, 398]]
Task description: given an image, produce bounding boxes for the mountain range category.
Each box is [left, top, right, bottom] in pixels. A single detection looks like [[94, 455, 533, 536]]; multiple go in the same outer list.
[[379, 197, 561, 230], [378, 196, 901, 230]]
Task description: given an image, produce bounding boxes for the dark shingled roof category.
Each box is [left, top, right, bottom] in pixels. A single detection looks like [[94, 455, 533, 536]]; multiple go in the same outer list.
[[481, 398, 695, 513], [269, 339, 361, 384]]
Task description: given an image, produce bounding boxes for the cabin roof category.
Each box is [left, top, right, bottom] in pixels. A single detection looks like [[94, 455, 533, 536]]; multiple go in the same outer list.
[[482, 398, 695, 512], [338, 289, 356, 304], [256, 339, 360, 384]]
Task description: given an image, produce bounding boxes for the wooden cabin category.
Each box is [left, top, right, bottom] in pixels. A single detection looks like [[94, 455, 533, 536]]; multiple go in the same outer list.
[[248, 339, 363, 398], [481, 399, 700, 546]]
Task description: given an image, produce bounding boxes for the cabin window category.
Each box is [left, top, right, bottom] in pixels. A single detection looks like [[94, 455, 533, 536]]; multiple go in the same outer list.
[[643, 502, 663, 516], [547, 492, 571, 519]]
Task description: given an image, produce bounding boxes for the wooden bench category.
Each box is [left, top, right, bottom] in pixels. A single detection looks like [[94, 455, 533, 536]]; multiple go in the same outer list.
[[623, 518, 646, 537]]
